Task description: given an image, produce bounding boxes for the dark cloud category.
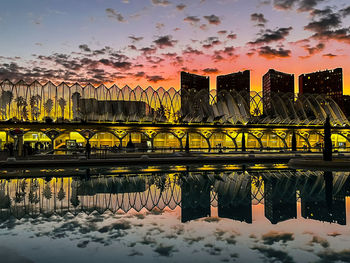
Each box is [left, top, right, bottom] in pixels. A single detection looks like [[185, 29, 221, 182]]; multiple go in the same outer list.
[[106, 8, 126, 22], [203, 15, 221, 25], [184, 16, 200, 23], [151, 0, 171, 6], [217, 30, 227, 35], [323, 53, 337, 58], [273, 0, 323, 11], [249, 27, 293, 45], [129, 36, 144, 42], [153, 35, 177, 48], [304, 11, 341, 32], [176, 4, 186, 10], [99, 59, 132, 70], [273, 0, 298, 10], [302, 42, 325, 55], [227, 33, 237, 39], [298, 0, 324, 12], [140, 46, 157, 55], [203, 68, 219, 73], [146, 75, 165, 82], [261, 231, 294, 245], [251, 13, 268, 24], [202, 37, 222, 49], [212, 46, 236, 61], [134, 71, 146, 77], [79, 44, 91, 52], [258, 46, 291, 58], [183, 47, 203, 55], [304, 8, 350, 44], [341, 6, 350, 17]]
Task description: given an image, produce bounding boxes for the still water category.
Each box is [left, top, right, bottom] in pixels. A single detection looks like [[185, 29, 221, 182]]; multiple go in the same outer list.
[[0, 165, 350, 263]]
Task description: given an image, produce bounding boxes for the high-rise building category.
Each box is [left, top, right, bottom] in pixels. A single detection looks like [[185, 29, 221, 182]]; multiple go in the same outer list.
[[180, 72, 210, 118], [216, 70, 250, 107], [262, 69, 294, 115], [299, 68, 343, 109]]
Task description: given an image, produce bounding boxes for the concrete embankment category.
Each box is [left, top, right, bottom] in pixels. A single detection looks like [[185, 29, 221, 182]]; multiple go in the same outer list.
[[288, 158, 350, 171], [0, 152, 336, 169]]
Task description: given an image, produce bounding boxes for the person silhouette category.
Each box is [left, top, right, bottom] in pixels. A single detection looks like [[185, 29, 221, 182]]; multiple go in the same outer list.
[[85, 141, 91, 159]]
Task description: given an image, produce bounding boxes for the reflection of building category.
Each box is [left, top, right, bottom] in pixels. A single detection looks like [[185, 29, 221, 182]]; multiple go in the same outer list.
[[263, 69, 294, 115], [301, 175, 346, 225], [264, 177, 296, 224], [217, 175, 252, 223], [181, 174, 211, 223], [217, 70, 250, 107], [79, 99, 153, 121], [299, 68, 343, 109], [74, 177, 147, 196], [180, 72, 210, 118]]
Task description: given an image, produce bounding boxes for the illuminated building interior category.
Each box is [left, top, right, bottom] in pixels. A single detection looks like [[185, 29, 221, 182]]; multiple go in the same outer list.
[[0, 79, 350, 152]]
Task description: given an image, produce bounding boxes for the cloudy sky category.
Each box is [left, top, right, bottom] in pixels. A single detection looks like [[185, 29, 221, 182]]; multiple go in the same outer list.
[[1, 0, 350, 93]]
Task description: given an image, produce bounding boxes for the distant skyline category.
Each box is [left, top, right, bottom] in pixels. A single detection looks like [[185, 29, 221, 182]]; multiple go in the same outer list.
[[1, 0, 350, 93]]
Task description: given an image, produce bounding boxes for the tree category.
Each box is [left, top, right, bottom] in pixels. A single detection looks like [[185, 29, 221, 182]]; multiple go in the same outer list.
[[15, 96, 27, 120], [30, 95, 41, 121], [44, 98, 54, 117], [1, 90, 13, 119], [58, 97, 66, 119]]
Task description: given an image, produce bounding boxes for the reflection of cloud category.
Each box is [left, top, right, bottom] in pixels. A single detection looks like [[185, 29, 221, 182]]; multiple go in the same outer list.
[[327, 232, 341, 237], [0, 246, 34, 263], [154, 244, 176, 257], [128, 249, 143, 256], [184, 236, 204, 245], [77, 240, 89, 248], [317, 249, 350, 263], [308, 235, 329, 248], [252, 246, 295, 263], [203, 217, 220, 223], [261, 231, 294, 245]]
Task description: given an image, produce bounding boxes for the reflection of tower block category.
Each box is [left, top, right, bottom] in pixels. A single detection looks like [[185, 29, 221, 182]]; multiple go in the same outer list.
[[181, 175, 211, 223], [217, 176, 252, 223], [301, 176, 346, 225], [264, 177, 296, 224]]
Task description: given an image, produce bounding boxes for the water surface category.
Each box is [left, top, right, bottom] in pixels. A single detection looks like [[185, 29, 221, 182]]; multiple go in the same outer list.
[[0, 166, 350, 263]]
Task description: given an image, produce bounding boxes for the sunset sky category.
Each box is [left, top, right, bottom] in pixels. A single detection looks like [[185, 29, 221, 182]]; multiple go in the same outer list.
[[1, 0, 350, 93]]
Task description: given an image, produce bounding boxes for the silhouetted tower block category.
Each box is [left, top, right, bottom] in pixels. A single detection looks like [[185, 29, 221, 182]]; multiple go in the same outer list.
[[264, 177, 297, 224], [323, 116, 332, 161], [262, 69, 294, 115], [291, 131, 297, 151], [301, 174, 346, 225], [299, 68, 343, 110], [180, 71, 210, 117], [217, 70, 250, 107], [180, 175, 211, 223], [217, 175, 252, 223]]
